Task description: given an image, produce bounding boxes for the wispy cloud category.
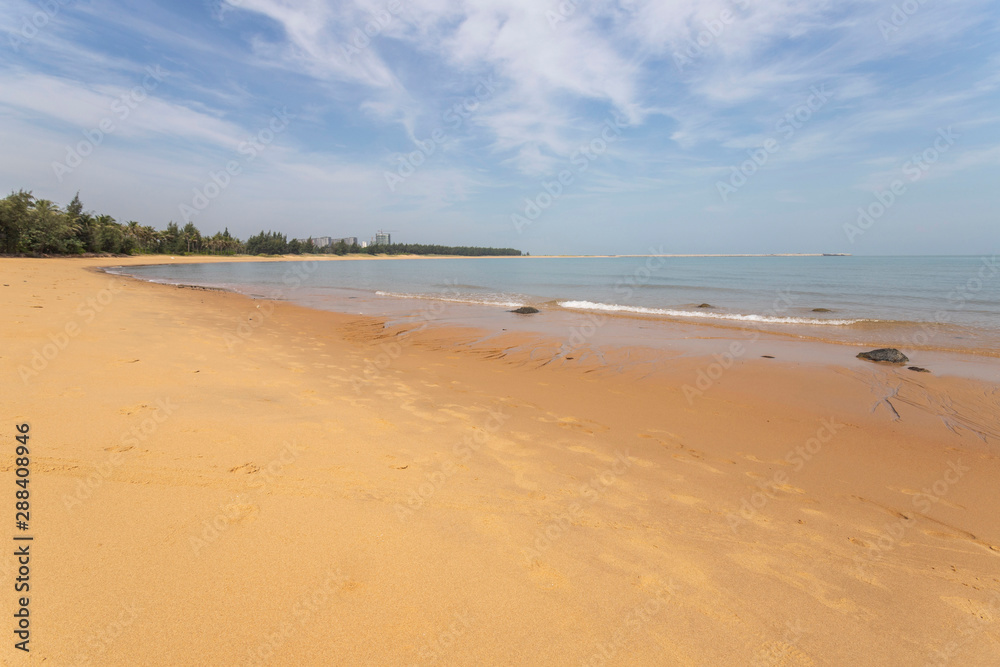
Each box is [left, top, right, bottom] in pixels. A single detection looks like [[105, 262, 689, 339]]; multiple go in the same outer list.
[[1, 0, 999, 253]]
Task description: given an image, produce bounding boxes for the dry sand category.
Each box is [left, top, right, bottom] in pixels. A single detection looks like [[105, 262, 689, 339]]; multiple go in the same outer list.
[[1, 256, 998, 666]]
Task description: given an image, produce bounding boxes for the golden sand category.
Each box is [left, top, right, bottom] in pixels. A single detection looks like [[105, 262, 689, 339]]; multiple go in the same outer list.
[[2, 256, 998, 665]]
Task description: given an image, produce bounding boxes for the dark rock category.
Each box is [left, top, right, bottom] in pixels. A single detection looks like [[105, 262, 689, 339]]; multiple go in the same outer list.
[[697, 303, 713, 309], [812, 308, 832, 313], [908, 366, 931, 373], [857, 348, 909, 364], [510, 306, 540, 314]]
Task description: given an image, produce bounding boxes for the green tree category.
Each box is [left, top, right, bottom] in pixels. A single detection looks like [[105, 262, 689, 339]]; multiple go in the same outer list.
[[162, 222, 181, 254], [66, 192, 84, 220], [93, 214, 121, 253], [245, 230, 288, 255], [22, 199, 79, 254], [182, 222, 201, 253], [0, 190, 33, 253]]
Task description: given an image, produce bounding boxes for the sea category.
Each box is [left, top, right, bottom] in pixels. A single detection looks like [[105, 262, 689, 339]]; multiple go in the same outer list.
[[112, 255, 1000, 357]]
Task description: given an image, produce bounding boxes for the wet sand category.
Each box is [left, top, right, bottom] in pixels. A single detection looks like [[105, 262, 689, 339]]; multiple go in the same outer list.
[[2, 255, 998, 666]]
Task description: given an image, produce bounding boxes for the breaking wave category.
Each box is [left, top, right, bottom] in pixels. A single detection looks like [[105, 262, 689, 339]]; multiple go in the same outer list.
[[557, 300, 868, 326]]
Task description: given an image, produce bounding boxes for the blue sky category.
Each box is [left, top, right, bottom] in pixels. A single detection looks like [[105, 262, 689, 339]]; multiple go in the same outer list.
[[2, 0, 998, 255]]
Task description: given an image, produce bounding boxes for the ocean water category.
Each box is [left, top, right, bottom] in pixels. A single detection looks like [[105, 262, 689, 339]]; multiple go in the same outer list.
[[114, 255, 1000, 354]]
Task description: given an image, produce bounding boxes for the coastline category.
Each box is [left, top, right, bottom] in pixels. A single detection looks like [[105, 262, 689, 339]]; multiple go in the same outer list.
[[3, 256, 999, 665], [107, 254, 1000, 366]]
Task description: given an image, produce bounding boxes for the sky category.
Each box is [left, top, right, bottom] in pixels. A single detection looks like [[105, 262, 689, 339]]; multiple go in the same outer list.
[[1, 0, 999, 255]]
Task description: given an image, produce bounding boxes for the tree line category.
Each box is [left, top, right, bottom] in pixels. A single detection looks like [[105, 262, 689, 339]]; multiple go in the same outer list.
[[0, 191, 523, 257]]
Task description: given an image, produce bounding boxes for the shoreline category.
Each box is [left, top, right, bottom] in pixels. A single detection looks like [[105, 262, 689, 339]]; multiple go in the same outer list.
[[106, 255, 1000, 367], [3, 256, 999, 665], [9, 251, 856, 261]]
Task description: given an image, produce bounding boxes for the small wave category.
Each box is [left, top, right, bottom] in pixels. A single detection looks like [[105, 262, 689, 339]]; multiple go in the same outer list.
[[376, 291, 525, 309], [558, 300, 867, 326]]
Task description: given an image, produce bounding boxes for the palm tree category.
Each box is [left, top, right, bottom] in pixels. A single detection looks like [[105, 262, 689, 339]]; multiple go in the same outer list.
[[139, 225, 158, 252], [182, 222, 201, 253], [27, 199, 75, 253]]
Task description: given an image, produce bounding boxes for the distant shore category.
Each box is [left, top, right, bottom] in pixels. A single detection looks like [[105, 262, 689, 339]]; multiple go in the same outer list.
[[5, 251, 852, 261]]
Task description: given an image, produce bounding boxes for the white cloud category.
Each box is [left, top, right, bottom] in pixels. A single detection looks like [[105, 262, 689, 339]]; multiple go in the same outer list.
[[0, 70, 246, 150]]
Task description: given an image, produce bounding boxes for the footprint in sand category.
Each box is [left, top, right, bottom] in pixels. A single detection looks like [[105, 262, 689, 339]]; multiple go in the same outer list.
[[538, 414, 609, 435], [921, 529, 1000, 554], [851, 496, 912, 520], [637, 431, 685, 450], [225, 503, 259, 523], [888, 486, 965, 510]]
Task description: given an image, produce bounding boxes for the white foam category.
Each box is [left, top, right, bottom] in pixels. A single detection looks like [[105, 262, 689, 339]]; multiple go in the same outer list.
[[558, 301, 866, 326], [376, 291, 525, 309]]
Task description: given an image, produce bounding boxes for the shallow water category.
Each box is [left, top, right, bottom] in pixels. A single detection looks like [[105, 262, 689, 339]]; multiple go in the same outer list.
[[114, 255, 1000, 355]]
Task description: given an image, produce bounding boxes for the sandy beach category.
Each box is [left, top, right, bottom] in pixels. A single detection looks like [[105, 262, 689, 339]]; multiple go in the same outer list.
[[2, 255, 999, 666]]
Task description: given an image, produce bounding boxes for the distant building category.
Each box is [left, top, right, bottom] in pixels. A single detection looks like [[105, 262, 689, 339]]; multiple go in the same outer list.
[[360, 241, 369, 248], [374, 230, 391, 245], [293, 236, 357, 249], [295, 236, 331, 248]]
